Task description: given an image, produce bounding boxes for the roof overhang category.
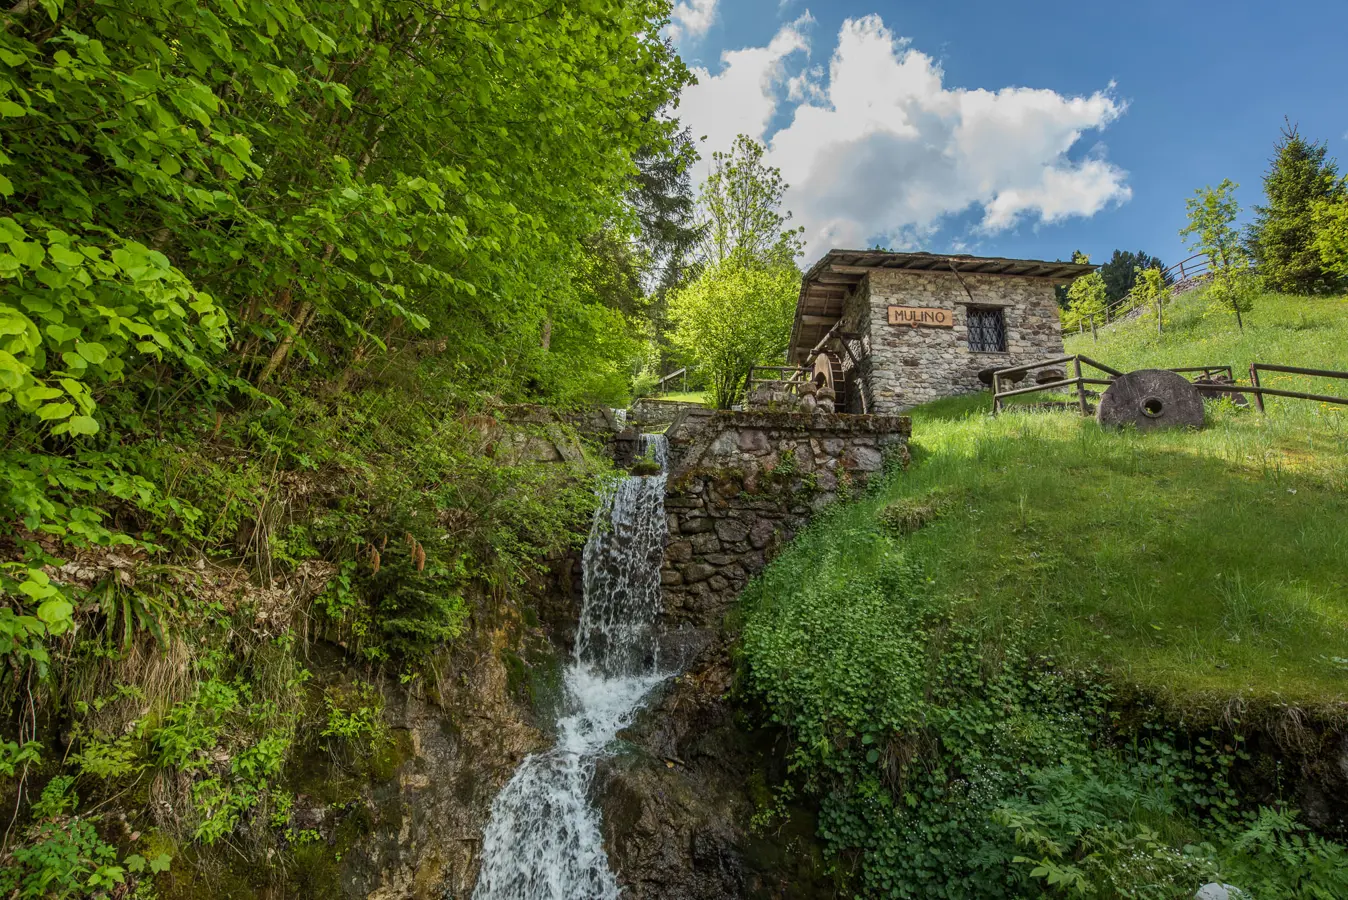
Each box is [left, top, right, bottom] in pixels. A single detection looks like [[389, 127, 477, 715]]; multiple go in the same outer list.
[[787, 250, 1099, 363]]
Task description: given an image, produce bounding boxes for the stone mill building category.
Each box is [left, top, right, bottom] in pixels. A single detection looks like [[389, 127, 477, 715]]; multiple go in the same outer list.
[[787, 250, 1098, 414]]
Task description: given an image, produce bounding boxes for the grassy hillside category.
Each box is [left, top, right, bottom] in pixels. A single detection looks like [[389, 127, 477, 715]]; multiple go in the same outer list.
[[738, 289, 1348, 897], [1066, 289, 1348, 398]]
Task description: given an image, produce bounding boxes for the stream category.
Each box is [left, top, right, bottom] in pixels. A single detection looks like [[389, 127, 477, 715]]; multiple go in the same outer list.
[[472, 434, 670, 899]]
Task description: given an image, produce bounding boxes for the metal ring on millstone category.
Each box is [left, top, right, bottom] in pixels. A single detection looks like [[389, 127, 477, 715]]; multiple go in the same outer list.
[[1096, 369, 1205, 430]]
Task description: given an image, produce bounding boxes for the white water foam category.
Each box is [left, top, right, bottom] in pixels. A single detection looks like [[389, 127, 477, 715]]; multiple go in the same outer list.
[[473, 435, 669, 900]]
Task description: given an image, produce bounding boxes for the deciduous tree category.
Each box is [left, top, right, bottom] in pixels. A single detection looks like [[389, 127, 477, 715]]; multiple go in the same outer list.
[[1063, 271, 1106, 330], [1179, 181, 1256, 329], [695, 135, 804, 268], [1180, 180, 1244, 269], [1311, 189, 1348, 281], [667, 258, 799, 409]]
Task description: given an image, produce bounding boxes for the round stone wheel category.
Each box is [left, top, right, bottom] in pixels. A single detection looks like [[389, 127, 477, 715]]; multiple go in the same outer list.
[[1097, 369, 1205, 431]]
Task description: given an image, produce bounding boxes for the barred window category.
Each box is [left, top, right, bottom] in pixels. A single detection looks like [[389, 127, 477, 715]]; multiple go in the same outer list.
[[966, 307, 1007, 352]]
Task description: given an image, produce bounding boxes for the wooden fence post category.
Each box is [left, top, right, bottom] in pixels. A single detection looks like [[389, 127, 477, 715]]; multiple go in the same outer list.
[[1074, 356, 1089, 417], [1090, 315, 1097, 341], [993, 372, 1001, 415], [1250, 363, 1265, 414]]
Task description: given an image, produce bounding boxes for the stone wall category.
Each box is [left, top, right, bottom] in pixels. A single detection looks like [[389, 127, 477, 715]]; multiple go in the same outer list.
[[859, 270, 1065, 413], [660, 410, 911, 627], [630, 397, 707, 427]]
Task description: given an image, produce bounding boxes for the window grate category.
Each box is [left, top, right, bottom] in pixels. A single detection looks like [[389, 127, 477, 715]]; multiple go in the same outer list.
[[967, 307, 1007, 352]]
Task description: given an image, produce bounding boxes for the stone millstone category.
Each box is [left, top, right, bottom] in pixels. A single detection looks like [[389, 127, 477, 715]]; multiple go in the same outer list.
[[1097, 369, 1205, 431]]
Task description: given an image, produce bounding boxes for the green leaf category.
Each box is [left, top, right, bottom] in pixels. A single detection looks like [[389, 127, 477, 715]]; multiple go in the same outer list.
[[36, 401, 74, 420], [37, 599, 72, 632], [65, 414, 99, 435], [48, 244, 84, 267], [76, 341, 108, 364], [0, 100, 26, 118], [149, 854, 172, 874]]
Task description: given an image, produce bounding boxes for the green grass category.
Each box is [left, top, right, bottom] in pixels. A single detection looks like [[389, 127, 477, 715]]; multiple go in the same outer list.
[[1067, 288, 1348, 403], [651, 390, 709, 405], [754, 289, 1348, 714], [899, 397, 1348, 711]]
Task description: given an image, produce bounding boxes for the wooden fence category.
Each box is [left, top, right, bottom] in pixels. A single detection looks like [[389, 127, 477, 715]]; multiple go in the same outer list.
[[1061, 253, 1215, 339], [991, 358, 1348, 416]]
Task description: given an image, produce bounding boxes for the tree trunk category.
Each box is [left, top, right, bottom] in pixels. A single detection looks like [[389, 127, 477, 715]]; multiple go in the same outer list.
[[257, 301, 315, 386]]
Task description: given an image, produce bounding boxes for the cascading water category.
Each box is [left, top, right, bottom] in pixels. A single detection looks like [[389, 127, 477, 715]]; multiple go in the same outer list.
[[473, 433, 670, 900]]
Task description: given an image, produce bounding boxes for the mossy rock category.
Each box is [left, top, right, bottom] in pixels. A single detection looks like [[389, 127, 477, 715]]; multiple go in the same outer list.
[[630, 459, 662, 476]]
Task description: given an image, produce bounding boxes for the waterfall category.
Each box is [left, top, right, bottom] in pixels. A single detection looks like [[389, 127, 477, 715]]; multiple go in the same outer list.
[[473, 434, 669, 900]]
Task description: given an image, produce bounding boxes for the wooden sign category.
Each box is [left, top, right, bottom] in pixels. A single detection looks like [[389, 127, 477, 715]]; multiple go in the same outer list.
[[888, 306, 953, 328]]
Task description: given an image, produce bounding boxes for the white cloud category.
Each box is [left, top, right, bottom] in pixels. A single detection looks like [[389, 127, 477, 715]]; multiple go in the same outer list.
[[667, 0, 719, 44], [677, 15, 812, 181], [680, 14, 1131, 255]]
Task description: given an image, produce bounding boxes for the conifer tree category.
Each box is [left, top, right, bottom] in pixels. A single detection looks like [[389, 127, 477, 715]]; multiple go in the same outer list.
[[1248, 122, 1345, 294]]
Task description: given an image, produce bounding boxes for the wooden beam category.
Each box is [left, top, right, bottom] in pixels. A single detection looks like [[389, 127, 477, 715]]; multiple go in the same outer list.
[[801, 314, 840, 326], [829, 264, 873, 275]]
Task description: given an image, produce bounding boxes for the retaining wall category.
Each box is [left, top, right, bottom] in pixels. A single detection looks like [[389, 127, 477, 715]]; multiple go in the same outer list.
[[660, 410, 911, 626]]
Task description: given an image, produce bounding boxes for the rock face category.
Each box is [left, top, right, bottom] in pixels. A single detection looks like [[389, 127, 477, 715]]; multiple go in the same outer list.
[[596, 409, 911, 899], [341, 637, 550, 899]]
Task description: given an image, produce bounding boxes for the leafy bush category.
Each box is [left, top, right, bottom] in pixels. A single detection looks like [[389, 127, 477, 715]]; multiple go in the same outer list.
[[0, 776, 170, 898], [740, 483, 1348, 898]]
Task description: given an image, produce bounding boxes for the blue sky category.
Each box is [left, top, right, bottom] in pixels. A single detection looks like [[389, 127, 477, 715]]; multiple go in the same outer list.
[[668, 0, 1348, 268]]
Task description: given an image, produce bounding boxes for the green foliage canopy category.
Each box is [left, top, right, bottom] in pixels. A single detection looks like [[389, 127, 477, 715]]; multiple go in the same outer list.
[[1062, 271, 1106, 330], [666, 257, 798, 409], [1098, 249, 1167, 305], [1179, 179, 1244, 270], [694, 135, 803, 269], [1310, 189, 1348, 281]]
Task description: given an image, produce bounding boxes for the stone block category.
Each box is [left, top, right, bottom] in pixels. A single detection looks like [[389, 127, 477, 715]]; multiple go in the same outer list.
[[714, 519, 750, 543], [690, 533, 721, 554], [748, 519, 777, 550], [660, 568, 683, 586], [666, 540, 693, 563], [708, 575, 729, 592], [845, 446, 885, 472], [739, 552, 766, 575], [737, 429, 769, 453], [682, 563, 716, 584], [680, 516, 714, 534]]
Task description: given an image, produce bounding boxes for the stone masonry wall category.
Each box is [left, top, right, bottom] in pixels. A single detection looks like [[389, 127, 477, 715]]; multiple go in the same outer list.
[[861, 270, 1065, 413], [659, 410, 911, 628]]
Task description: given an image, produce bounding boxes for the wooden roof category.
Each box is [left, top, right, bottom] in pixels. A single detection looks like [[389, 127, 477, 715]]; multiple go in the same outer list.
[[787, 249, 1098, 363]]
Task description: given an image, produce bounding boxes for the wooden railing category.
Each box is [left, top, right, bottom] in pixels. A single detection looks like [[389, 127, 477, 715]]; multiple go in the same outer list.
[[992, 357, 1348, 416], [1061, 253, 1215, 339], [991, 355, 1122, 416]]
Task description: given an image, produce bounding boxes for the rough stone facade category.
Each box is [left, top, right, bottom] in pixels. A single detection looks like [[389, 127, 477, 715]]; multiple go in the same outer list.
[[850, 270, 1065, 414], [658, 410, 910, 626]]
